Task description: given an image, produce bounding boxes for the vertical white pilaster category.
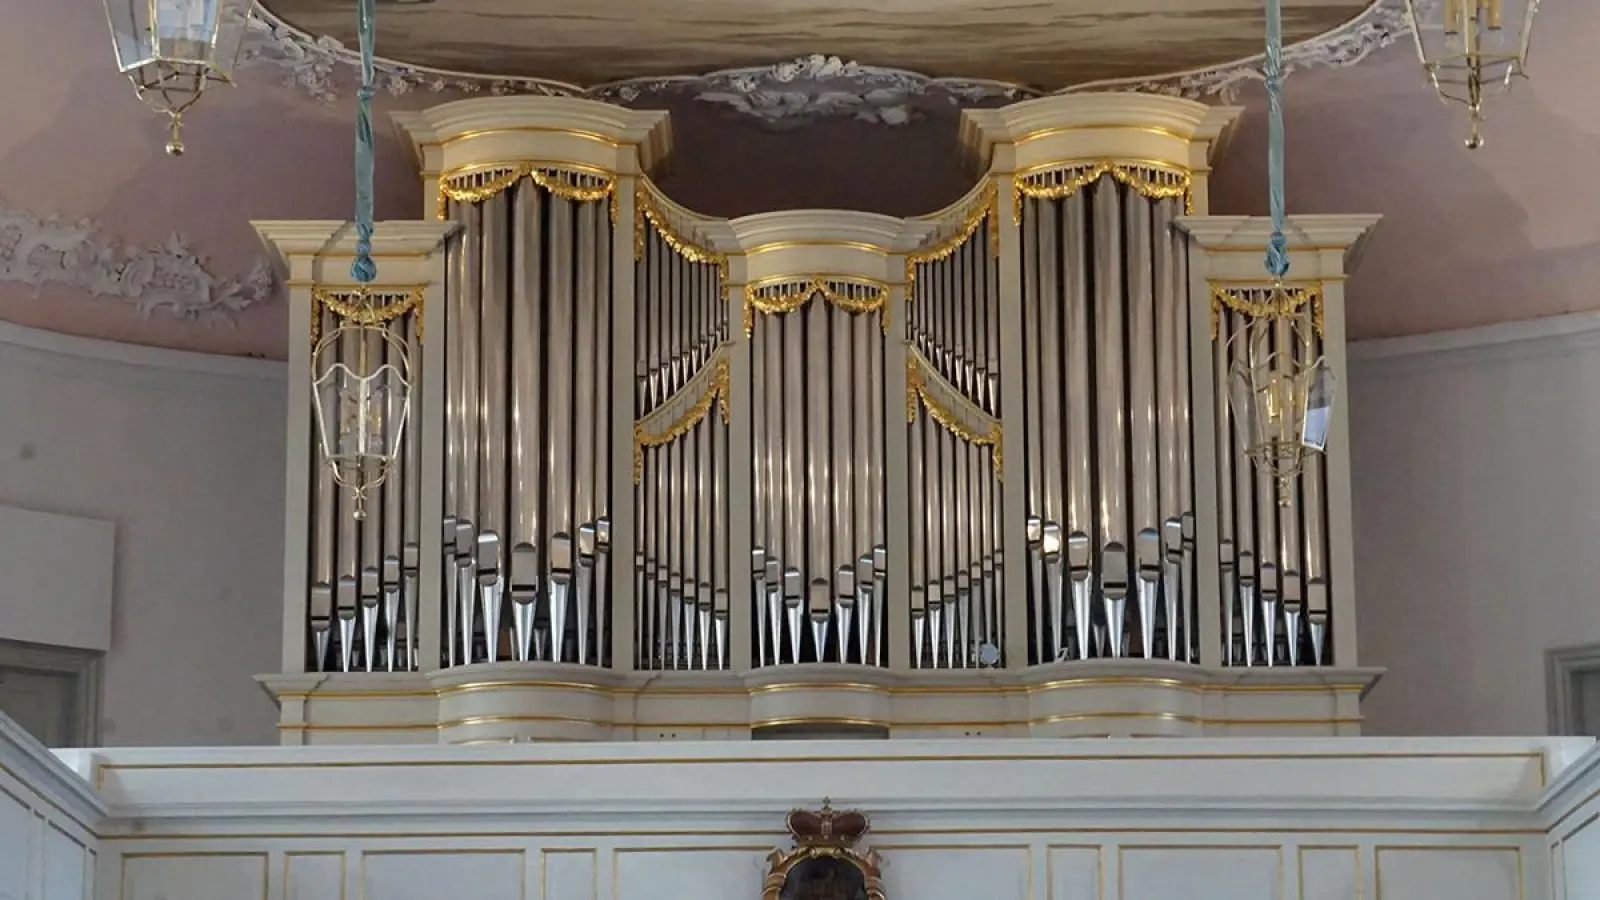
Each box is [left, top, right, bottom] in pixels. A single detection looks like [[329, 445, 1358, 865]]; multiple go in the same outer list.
[[1319, 279, 1360, 667], [609, 177, 640, 672], [992, 171, 1031, 669], [883, 282, 912, 671], [726, 272, 755, 672], [416, 254, 449, 675], [1185, 264, 1224, 668], [280, 284, 313, 673]]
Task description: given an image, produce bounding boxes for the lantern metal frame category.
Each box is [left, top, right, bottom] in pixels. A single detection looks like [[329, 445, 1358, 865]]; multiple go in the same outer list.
[[102, 0, 256, 154], [1403, 0, 1540, 148], [310, 311, 413, 520], [1224, 283, 1335, 507]]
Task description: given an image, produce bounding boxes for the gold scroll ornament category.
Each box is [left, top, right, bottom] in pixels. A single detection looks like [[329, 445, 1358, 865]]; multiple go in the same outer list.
[[634, 181, 729, 277], [436, 162, 618, 221], [631, 354, 731, 483], [1012, 160, 1193, 224], [742, 276, 891, 336], [906, 352, 1004, 480], [309, 286, 424, 346], [1209, 283, 1324, 340], [905, 180, 999, 291]]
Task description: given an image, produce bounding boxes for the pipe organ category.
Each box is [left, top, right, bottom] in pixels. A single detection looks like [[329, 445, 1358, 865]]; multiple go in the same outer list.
[[256, 93, 1383, 745]]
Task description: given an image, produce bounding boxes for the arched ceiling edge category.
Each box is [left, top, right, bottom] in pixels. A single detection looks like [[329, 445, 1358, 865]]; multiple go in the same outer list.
[[245, 1, 1413, 127]]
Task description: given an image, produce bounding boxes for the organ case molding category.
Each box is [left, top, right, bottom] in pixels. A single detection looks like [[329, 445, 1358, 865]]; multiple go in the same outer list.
[[256, 94, 1385, 743]]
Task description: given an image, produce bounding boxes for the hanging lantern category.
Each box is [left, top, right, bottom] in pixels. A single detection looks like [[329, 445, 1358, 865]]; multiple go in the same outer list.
[[311, 307, 412, 520], [1403, 0, 1539, 148], [1226, 284, 1336, 507], [314, 0, 396, 521], [102, 0, 255, 155]]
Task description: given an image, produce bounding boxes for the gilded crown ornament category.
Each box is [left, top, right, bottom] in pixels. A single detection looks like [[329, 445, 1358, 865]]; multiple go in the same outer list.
[[765, 802, 884, 900]]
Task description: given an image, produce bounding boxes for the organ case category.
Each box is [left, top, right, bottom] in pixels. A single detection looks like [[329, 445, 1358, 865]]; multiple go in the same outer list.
[[256, 93, 1382, 744]]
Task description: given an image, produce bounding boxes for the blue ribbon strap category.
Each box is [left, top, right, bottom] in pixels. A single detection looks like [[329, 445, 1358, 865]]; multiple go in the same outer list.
[[349, 0, 378, 284], [1264, 0, 1290, 280]]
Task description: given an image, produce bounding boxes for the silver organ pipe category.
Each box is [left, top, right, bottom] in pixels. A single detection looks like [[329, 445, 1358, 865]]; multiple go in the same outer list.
[[632, 188, 731, 671], [1016, 167, 1198, 665], [745, 277, 890, 666], [905, 182, 1004, 669], [433, 169, 624, 670]]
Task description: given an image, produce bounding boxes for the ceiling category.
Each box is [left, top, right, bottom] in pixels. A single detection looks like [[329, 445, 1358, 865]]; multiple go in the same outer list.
[[261, 0, 1376, 88], [0, 0, 1597, 360]]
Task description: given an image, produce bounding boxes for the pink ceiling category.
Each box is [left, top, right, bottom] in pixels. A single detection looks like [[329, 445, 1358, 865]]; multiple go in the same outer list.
[[0, 0, 1595, 360]]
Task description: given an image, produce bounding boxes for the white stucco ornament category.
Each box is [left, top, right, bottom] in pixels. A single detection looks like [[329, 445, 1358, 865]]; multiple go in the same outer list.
[[0, 201, 275, 323], [240, 0, 1416, 124]]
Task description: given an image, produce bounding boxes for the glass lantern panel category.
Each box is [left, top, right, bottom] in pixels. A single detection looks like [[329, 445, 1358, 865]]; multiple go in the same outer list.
[[104, 0, 159, 72], [102, 0, 253, 74], [1227, 356, 1259, 458], [1299, 361, 1338, 453], [208, 0, 255, 78], [1407, 0, 1537, 82], [312, 363, 411, 466]]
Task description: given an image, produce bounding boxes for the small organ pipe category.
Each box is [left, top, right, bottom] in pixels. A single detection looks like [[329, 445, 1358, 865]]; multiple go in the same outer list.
[[1093, 177, 1128, 551], [1063, 192, 1094, 541], [832, 304, 854, 574], [852, 311, 873, 565]]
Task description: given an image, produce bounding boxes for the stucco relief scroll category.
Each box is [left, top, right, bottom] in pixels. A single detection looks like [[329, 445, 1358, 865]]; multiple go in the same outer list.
[[242, 0, 1416, 123], [0, 200, 275, 323]]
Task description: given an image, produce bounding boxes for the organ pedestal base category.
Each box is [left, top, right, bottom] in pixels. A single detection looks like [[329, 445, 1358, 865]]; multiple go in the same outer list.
[[259, 662, 1382, 744]]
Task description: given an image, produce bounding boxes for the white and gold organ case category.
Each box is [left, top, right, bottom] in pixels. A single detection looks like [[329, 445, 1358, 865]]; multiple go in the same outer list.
[[254, 92, 1384, 744]]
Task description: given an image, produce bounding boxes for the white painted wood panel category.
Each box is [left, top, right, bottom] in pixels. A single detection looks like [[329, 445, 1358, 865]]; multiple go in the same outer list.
[[363, 852, 523, 900], [1298, 847, 1360, 900], [122, 854, 267, 900], [283, 852, 343, 900], [1374, 848, 1520, 900], [1119, 847, 1282, 900], [0, 714, 101, 900]]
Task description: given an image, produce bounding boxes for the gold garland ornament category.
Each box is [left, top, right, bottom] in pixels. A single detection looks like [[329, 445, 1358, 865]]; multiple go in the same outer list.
[[742, 277, 891, 336], [437, 163, 618, 221], [310, 286, 424, 346], [1209, 283, 1324, 340], [1013, 161, 1193, 224], [632, 354, 731, 483], [905, 180, 998, 290], [634, 182, 729, 277], [906, 353, 1004, 480]]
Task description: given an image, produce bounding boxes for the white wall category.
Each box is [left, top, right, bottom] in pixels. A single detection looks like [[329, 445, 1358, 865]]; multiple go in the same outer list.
[[0, 713, 103, 900], [1350, 314, 1600, 736], [0, 323, 285, 746]]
